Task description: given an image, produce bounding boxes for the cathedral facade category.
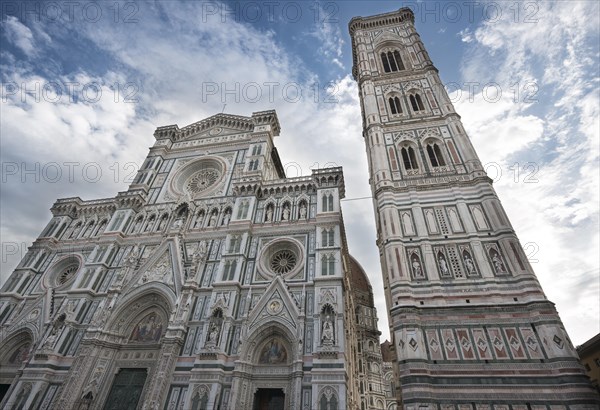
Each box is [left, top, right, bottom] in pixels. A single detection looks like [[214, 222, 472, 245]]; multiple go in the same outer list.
[[1, 6, 599, 410], [349, 7, 599, 409], [0, 110, 389, 410]]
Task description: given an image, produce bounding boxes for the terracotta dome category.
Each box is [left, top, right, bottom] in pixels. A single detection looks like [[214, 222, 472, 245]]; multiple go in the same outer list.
[[349, 255, 374, 308]]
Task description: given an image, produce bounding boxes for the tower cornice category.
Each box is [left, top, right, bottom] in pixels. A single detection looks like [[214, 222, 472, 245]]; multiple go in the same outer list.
[[348, 8, 415, 35]]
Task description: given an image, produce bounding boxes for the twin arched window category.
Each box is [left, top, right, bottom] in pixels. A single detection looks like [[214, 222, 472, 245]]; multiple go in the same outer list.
[[321, 254, 335, 276], [426, 143, 446, 167], [409, 94, 425, 111], [229, 235, 241, 253], [400, 146, 419, 170], [381, 50, 405, 73], [321, 228, 335, 247], [222, 260, 237, 281], [388, 96, 402, 115], [251, 145, 262, 156], [322, 193, 334, 212], [248, 159, 259, 171]]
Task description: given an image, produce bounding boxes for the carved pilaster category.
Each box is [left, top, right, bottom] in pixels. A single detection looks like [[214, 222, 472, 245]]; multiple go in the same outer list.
[[141, 339, 184, 410]]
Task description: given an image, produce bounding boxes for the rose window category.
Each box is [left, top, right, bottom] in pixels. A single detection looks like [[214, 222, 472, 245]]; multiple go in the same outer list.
[[185, 169, 220, 194], [58, 264, 79, 285], [269, 250, 297, 275]]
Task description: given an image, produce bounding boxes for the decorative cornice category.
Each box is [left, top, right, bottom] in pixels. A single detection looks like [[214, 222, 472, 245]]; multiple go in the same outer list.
[[51, 197, 117, 217], [153, 110, 281, 143]]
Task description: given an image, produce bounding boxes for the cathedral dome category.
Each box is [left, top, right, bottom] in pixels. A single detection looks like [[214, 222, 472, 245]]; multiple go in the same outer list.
[[349, 255, 374, 308]]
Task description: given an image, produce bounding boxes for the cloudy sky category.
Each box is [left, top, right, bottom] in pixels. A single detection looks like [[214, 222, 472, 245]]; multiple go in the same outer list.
[[1, 1, 598, 345]]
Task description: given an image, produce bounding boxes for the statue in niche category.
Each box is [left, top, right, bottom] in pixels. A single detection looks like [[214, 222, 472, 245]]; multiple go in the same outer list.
[[172, 209, 187, 230], [299, 202, 307, 219], [207, 323, 220, 345], [491, 252, 506, 273], [265, 205, 274, 222], [145, 218, 155, 232], [194, 212, 205, 228], [64, 300, 77, 323], [463, 253, 476, 275], [208, 212, 218, 227], [191, 241, 208, 270], [157, 215, 167, 231], [222, 209, 231, 225], [437, 254, 449, 276], [259, 338, 288, 364], [130, 313, 163, 343], [133, 218, 142, 233], [42, 316, 65, 351], [124, 245, 140, 268], [411, 255, 422, 278], [172, 217, 183, 229], [282, 204, 290, 221], [206, 309, 223, 348], [322, 315, 334, 344]]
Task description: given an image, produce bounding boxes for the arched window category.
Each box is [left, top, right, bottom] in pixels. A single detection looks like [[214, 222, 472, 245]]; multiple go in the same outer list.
[[426, 143, 446, 167], [222, 260, 237, 281], [380, 50, 405, 73], [321, 254, 335, 276], [388, 96, 402, 115], [229, 235, 241, 253], [409, 94, 425, 111], [236, 200, 250, 219], [400, 147, 419, 170], [322, 193, 334, 212], [321, 228, 335, 247]]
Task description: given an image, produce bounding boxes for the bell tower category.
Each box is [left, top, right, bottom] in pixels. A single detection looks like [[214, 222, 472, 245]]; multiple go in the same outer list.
[[349, 8, 599, 408]]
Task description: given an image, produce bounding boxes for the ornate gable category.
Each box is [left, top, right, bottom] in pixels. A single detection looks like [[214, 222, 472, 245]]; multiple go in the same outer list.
[[247, 276, 299, 332], [125, 238, 185, 297]]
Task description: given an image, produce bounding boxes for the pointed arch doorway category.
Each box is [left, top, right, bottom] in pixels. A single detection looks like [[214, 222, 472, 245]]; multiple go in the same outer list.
[[233, 323, 302, 409]]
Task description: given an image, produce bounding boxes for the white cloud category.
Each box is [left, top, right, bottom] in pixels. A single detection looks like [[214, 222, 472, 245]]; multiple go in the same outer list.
[[457, 0, 600, 345], [305, 4, 345, 69], [458, 27, 473, 43], [2, 16, 36, 56]]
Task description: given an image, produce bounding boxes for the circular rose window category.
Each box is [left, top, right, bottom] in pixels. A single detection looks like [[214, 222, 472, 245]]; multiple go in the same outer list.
[[258, 238, 305, 279], [270, 250, 297, 275], [44, 256, 82, 289], [185, 168, 221, 194], [170, 157, 226, 198], [58, 264, 79, 285]]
